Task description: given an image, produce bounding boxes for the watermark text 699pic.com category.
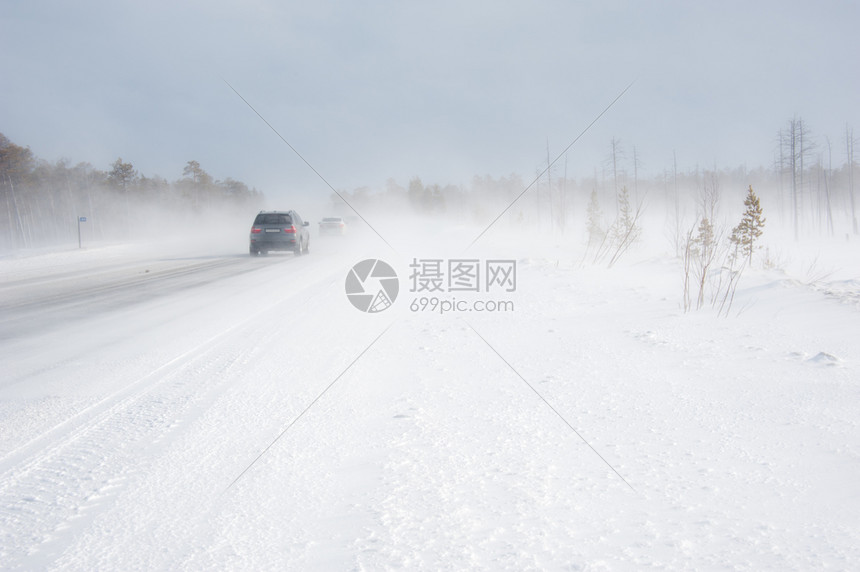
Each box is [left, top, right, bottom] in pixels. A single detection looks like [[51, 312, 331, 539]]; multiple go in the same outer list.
[[410, 296, 515, 314]]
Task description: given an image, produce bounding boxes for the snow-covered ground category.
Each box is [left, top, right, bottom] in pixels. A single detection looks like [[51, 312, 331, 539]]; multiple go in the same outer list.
[[1, 219, 858, 570]]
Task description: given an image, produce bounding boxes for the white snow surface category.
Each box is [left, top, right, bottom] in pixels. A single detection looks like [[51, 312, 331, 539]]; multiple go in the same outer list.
[[1, 222, 859, 571]]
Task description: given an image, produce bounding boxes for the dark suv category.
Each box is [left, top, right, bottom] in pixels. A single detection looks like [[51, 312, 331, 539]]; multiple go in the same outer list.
[[249, 210, 310, 255]]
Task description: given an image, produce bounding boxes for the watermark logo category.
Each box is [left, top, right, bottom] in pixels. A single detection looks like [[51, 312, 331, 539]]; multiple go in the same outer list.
[[409, 258, 516, 293], [345, 259, 399, 313]]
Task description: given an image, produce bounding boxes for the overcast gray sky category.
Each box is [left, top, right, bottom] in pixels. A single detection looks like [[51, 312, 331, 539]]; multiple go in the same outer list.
[[2, 0, 858, 201]]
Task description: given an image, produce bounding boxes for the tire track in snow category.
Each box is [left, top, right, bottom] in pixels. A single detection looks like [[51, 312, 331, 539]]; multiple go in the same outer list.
[[0, 315, 250, 476], [0, 319, 264, 568], [0, 256, 335, 479], [44, 270, 370, 570], [0, 260, 337, 569]]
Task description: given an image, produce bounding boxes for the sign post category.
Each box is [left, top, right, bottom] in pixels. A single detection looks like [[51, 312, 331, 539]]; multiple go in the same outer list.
[[78, 216, 87, 248]]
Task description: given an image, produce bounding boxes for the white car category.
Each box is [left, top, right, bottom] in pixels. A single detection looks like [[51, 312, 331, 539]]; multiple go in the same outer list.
[[318, 217, 347, 236]]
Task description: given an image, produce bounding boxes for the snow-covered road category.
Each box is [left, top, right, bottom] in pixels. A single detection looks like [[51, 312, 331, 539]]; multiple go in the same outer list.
[[1, 229, 859, 570], [0, 237, 371, 568]]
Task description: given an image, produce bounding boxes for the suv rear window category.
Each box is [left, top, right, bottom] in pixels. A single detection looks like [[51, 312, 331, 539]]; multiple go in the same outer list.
[[255, 213, 292, 225]]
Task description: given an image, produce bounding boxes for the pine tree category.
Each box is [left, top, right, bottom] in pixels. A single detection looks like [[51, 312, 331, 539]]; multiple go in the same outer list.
[[614, 186, 637, 241], [586, 189, 604, 247], [691, 217, 716, 310], [730, 185, 766, 264], [607, 186, 641, 267], [107, 157, 136, 192], [107, 158, 137, 227], [694, 217, 715, 260]]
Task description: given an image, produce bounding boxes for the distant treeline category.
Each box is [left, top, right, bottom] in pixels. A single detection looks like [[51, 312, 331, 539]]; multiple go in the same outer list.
[[335, 118, 858, 243], [0, 132, 265, 250]]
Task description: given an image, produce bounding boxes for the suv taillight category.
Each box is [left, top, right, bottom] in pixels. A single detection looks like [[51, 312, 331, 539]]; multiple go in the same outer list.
[[284, 225, 296, 233], [251, 227, 262, 234]]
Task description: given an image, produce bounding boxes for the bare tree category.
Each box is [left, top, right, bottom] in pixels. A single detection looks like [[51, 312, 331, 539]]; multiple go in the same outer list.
[[780, 117, 813, 239], [1, 135, 36, 247], [559, 154, 569, 234], [607, 137, 625, 216], [775, 128, 786, 219], [700, 167, 721, 223], [546, 138, 556, 233], [820, 138, 835, 236], [584, 189, 605, 261], [632, 145, 643, 205], [848, 125, 858, 235]]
